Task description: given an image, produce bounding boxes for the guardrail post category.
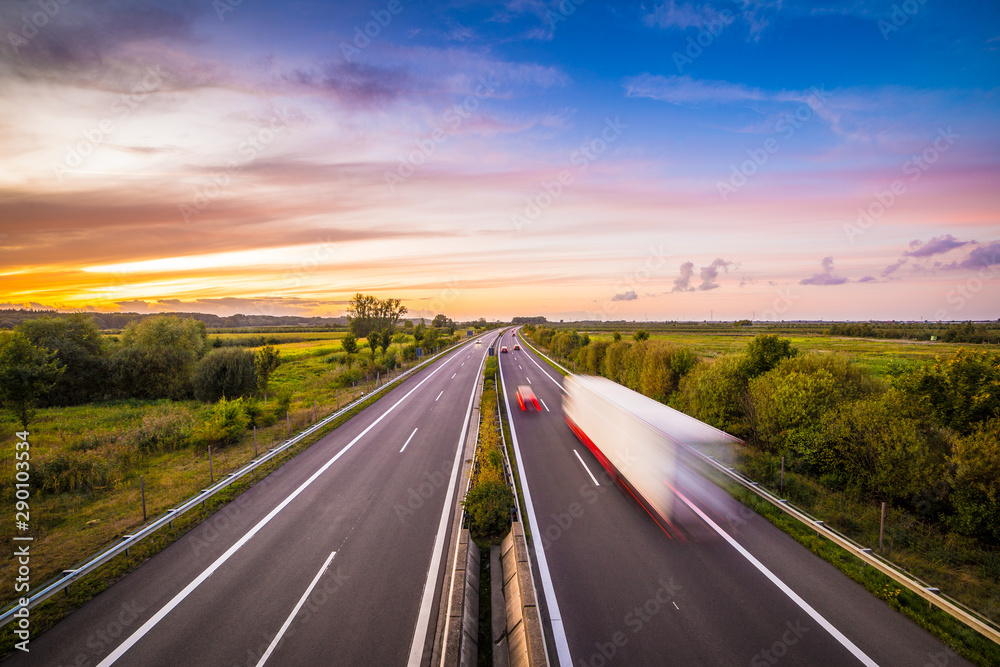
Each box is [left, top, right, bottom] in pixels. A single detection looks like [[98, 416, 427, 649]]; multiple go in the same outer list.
[[140, 476, 147, 523], [879, 501, 886, 553]]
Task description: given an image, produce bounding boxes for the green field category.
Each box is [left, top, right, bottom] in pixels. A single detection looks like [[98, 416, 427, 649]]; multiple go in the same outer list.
[[582, 330, 990, 376]]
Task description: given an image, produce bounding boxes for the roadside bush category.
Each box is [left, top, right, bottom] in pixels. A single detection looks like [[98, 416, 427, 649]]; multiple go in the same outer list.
[[582, 340, 609, 374], [34, 450, 118, 494], [111, 345, 195, 400], [671, 354, 750, 437], [333, 366, 365, 388], [193, 348, 257, 402], [907, 348, 1000, 434], [464, 480, 515, 537], [947, 418, 1000, 543], [484, 356, 498, 381], [192, 396, 249, 448], [810, 391, 944, 502]]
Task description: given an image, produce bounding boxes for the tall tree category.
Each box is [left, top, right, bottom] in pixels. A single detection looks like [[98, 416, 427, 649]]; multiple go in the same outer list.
[[0, 332, 65, 430], [341, 332, 359, 355], [113, 315, 209, 399], [254, 344, 281, 405], [378, 329, 392, 354], [347, 294, 407, 338], [17, 313, 108, 405]]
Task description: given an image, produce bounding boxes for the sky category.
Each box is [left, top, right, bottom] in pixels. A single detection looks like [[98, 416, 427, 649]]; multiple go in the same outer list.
[[0, 0, 998, 322]]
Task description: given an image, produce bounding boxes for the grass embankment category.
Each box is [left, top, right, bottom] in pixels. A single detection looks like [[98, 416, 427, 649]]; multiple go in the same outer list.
[[0, 333, 443, 654]]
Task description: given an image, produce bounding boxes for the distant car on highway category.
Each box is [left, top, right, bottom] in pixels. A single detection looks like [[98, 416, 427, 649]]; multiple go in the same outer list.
[[514, 344, 521, 350], [516, 385, 540, 411], [475, 339, 482, 345], [501, 346, 508, 353]]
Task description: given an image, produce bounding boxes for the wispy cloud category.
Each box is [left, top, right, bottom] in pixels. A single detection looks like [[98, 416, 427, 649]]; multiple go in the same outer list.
[[698, 258, 734, 291], [904, 233, 970, 258], [800, 256, 848, 286], [672, 261, 696, 292], [672, 258, 736, 292], [643, 1, 730, 30], [624, 74, 767, 106]]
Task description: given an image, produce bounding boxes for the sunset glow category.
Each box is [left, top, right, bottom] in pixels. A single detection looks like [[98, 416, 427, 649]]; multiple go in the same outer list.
[[1, 0, 998, 321]]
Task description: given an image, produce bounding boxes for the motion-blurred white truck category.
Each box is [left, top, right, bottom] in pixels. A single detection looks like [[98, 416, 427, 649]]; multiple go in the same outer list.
[[563, 374, 741, 525]]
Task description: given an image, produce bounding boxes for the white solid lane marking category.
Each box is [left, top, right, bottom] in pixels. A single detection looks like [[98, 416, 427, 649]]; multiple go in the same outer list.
[[499, 350, 572, 665], [538, 397, 550, 412], [522, 347, 565, 392], [97, 350, 459, 666], [435, 391, 444, 401], [400, 427, 418, 453], [411, 351, 487, 667], [256, 550, 337, 666], [672, 487, 880, 667], [573, 450, 600, 486]]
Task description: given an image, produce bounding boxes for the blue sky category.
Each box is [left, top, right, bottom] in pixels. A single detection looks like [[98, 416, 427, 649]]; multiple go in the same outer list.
[[1, 0, 998, 320]]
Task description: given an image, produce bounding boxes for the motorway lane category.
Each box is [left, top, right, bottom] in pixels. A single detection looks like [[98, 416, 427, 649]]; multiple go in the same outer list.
[[500, 331, 971, 667], [5, 332, 504, 667]]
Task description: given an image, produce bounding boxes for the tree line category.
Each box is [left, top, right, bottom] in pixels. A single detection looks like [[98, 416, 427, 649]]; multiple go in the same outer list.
[[525, 325, 1000, 544], [0, 313, 283, 429], [0, 308, 348, 331], [825, 320, 1000, 344]]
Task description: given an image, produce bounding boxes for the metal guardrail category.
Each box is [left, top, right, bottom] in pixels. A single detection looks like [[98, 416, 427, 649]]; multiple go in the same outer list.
[[1, 338, 476, 629], [525, 341, 1000, 647], [688, 447, 1000, 646]]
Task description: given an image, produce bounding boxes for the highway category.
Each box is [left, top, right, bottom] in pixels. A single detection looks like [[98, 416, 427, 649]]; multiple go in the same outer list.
[[4, 332, 502, 667], [498, 330, 971, 667]]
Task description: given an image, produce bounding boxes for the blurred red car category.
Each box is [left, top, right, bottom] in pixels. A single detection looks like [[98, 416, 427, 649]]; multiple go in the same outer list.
[[516, 385, 541, 411]]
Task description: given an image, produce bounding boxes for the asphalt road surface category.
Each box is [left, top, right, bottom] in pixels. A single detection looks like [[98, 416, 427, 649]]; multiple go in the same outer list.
[[6, 333, 502, 667], [499, 330, 971, 667]]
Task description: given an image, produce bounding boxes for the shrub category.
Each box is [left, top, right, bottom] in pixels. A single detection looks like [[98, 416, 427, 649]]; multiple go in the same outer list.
[[192, 396, 249, 448], [671, 354, 750, 437], [464, 480, 515, 538], [341, 333, 359, 355], [193, 348, 257, 402]]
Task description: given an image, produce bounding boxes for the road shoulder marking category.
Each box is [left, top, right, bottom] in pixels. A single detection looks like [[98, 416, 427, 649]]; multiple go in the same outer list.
[[672, 486, 879, 667], [573, 450, 600, 486], [256, 550, 337, 666]]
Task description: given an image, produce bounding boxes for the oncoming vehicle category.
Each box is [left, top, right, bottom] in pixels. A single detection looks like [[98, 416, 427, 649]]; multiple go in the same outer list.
[[501, 346, 509, 353], [516, 385, 540, 411], [475, 339, 482, 345]]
